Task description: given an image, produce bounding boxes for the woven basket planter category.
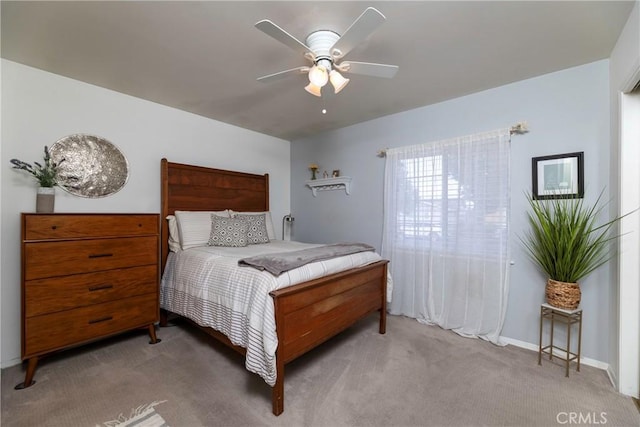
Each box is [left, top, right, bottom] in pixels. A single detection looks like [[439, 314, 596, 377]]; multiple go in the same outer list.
[[545, 279, 581, 310]]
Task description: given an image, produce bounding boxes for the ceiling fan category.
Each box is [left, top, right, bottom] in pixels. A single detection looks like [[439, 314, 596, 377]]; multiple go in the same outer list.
[[254, 7, 399, 97]]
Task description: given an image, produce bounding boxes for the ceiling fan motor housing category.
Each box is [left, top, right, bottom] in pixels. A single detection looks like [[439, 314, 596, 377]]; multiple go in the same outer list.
[[305, 30, 341, 67]]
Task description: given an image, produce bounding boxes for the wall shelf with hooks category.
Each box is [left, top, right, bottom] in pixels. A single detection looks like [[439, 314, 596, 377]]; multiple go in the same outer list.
[[305, 177, 352, 197]]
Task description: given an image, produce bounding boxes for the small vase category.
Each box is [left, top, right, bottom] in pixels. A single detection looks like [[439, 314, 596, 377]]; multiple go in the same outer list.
[[36, 187, 55, 213], [311, 169, 317, 180]]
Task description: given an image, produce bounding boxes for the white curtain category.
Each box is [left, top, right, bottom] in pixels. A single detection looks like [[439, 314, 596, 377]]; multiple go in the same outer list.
[[382, 129, 511, 344]]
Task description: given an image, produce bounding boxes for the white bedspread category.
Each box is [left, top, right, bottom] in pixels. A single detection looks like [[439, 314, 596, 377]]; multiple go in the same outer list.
[[160, 241, 389, 386]]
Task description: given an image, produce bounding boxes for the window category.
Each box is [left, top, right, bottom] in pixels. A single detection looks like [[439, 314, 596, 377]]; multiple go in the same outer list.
[[394, 147, 507, 257]]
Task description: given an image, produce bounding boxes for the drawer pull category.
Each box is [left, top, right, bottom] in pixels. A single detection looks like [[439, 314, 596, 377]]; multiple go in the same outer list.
[[88, 316, 113, 325], [88, 284, 114, 292], [88, 253, 113, 259]]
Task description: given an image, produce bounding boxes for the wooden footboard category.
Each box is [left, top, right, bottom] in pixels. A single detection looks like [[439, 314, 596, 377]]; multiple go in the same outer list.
[[160, 260, 388, 416], [270, 260, 388, 415]]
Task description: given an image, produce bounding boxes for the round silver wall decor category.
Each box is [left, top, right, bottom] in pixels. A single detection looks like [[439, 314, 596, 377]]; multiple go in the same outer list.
[[50, 134, 129, 198]]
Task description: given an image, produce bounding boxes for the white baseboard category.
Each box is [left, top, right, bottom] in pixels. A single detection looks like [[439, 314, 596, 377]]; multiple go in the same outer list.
[[500, 336, 610, 371], [1, 357, 22, 369], [606, 365, 618, 391]]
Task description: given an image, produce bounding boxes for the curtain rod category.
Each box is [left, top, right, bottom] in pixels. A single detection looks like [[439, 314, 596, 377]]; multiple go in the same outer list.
[[376, 122, 529, 157]]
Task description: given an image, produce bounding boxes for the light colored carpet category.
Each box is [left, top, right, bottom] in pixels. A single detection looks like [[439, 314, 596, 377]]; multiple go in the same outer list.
[[1, 315, 638, 427]]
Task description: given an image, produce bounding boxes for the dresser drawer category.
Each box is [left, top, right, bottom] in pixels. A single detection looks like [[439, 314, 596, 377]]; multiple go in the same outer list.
[[24, 214, 158, 240], [24, 293, 158, 357], [25, 265, 158, 317], [24, 236, 158, 280]]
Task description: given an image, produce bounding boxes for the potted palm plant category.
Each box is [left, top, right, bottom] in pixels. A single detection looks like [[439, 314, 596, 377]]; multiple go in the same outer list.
[[521, 191, 628, 310], [10, 146, 64, 213]]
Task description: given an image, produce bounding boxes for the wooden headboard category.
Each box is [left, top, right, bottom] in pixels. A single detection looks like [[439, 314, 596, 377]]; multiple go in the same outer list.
[[160, 158, 269, 269]]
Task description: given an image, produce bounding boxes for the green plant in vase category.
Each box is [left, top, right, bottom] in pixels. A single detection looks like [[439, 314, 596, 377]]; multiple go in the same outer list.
[[309, 163, 319, 180], [521, 190, 630, 309], [10, 146, 65, 212]]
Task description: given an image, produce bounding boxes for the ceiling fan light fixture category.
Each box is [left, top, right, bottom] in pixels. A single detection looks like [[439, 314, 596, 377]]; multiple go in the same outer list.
[[304, 82, 322, 97], [308, 64, 329, 87], [329, 70, 349, 94], [255, 8, 399, 95]]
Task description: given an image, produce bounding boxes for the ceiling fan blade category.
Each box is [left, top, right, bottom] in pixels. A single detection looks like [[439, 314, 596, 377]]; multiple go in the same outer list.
[[255, 20, 313, 56], [257, 66, 310, 83], [330, 7, 386, 59], [338, 61, 399, 79]]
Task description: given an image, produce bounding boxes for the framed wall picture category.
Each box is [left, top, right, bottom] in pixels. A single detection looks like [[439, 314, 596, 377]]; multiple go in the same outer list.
[[532, 152, 584, 199]]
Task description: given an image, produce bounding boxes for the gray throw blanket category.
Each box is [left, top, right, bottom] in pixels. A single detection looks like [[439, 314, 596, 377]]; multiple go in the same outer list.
[[238, 242, 376, 276]]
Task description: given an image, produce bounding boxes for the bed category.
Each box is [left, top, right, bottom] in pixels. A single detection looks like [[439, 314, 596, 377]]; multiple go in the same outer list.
[[159, 159, 389, 415]]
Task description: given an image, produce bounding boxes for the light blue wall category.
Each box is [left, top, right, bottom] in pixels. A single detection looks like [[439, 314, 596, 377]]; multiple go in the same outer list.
[[1, 60, 291, 367], [291, 60, 612, 362]]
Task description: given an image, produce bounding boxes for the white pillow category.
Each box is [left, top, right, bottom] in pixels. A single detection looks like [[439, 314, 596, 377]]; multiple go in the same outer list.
[[230, 211, 275, 240], [166, 215, 181, 252], [174, 210, 230, 249]]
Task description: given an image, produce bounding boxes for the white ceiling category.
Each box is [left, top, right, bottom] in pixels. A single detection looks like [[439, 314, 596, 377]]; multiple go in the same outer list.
[[1, 1, 635, 141]]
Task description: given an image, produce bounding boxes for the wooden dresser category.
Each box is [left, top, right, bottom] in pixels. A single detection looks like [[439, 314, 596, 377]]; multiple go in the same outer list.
[[17, 213, 161, 389]]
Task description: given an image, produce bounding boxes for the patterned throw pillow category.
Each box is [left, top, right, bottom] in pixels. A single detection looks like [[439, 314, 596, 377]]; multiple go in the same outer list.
[[231, 211, 276, 240], [208, 215, 249, 247], [237, 213, 270, 244]]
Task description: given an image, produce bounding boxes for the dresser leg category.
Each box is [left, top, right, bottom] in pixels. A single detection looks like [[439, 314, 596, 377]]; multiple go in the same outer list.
[[147, 324, 161, 344], [15, 357, 38, 390]]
